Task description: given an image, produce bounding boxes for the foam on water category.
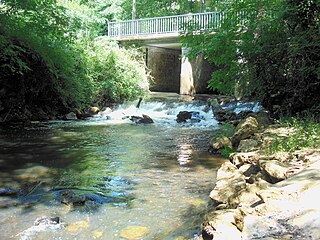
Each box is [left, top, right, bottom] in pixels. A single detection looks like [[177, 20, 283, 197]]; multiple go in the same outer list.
[[95, 99, 219, 128]]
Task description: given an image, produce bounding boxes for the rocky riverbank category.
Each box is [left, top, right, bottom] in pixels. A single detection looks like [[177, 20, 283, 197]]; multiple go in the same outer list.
[[198, 109, 320, 239]]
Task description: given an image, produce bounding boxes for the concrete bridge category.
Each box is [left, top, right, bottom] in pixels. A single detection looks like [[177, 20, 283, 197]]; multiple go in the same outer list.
[[108, 12, 223, 95]]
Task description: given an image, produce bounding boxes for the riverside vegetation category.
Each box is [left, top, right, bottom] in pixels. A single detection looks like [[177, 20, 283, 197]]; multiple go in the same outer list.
[[0, 0, 149, 123]]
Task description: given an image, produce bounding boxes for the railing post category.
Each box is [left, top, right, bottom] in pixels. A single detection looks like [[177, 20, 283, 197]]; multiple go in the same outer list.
[[136, 20, 139, 35], [156, 18, 159, 34]]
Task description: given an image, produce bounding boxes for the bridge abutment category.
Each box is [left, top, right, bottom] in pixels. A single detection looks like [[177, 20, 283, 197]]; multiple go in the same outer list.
[[147, 46, 216, 95], [187, 52, 217, 94], [147, 46, 181, 93]]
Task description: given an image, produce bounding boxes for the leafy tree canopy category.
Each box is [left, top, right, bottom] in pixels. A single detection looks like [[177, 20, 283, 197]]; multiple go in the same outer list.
[[182, 0, 320, 117]]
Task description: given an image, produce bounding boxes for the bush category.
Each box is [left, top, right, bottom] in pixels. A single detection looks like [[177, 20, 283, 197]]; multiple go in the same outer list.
[[85, 37, 149, 103], [0, 0, 94, 121]]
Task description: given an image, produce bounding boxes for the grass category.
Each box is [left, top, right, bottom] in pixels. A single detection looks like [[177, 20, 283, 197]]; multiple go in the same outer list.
[[266, 117, 320, 153]]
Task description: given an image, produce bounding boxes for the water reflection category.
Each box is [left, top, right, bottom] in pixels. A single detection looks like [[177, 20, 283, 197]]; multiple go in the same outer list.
[[177, 143, 193, 166], [0, 101, 226, 239]]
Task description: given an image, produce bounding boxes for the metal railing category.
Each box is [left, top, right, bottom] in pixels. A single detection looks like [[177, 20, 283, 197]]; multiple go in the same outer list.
[[108, 12, 224, 39]]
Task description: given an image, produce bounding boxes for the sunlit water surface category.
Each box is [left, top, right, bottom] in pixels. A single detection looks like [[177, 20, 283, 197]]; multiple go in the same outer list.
[[0, 94, 227, 240]]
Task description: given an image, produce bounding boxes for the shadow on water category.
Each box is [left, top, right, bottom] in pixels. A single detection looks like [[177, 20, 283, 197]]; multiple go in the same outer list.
[[0, 124, 136, 212]]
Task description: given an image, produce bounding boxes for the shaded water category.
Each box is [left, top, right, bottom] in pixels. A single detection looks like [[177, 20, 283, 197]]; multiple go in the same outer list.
[[0, 94, 226, 240]]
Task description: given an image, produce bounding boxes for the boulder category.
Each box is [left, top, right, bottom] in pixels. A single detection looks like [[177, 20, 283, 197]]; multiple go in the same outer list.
[[202, 209, 242, 240], [241, 215, 288, 240], [209, 98, 220, 109], [229, 179, 269, 209], [230, 151, 260, 167], [238, 164, 261, 178], [130, 114, 154, 124], [32, 108, 49, 121], [216, 162, 238, 181], [232, 116, 259, 146], [214, 108, 237, 122], [99, 107, 112, 118], [176, 111, 203, 123], [259, 160, 290, 183], [64, 112, 77, 120], [236, 110, 254, 121], [210, 163, 246, 204], [237, 139, 260, 152], [210, 136, 232, 153], [190, 111, 204, 122], [88, 106, 100, 115], [76, 113, 92, 120], [176, 111, 192, 123]]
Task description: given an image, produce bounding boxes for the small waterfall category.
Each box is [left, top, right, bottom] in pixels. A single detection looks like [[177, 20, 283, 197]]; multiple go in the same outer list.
[[96, 98, 219, 128]]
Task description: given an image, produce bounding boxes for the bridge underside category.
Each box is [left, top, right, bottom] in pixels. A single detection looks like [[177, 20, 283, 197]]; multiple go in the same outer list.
[[120, 38, 216, 95]]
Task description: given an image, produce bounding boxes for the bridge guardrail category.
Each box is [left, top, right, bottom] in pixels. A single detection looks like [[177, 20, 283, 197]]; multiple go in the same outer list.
[[108, 12, 224, 39]]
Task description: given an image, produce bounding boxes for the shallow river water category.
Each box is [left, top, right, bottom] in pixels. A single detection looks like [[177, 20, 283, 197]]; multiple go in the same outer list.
[[0, 93, 227, 240]]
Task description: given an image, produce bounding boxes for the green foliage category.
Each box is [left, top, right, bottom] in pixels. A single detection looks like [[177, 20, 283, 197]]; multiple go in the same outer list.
[[254, 0, 320, 117], [216, 122, 235, 138], [0, 0, 93, 115], [182, 0, 282, 97], [182, 0, 320, 117], [0, 0, 150, 121], [266, 117, 320, 153], [58, 0, 127, 37], [85, 38, 149, 103], [220, 145, 235, 158], [120, 0, 209, 19]]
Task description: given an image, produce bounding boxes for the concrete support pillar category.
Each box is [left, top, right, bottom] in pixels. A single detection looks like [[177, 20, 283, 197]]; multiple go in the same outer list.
[[147, 46, 181, 93], [180, 47, 195, 95], [180, 48, 217, 95]]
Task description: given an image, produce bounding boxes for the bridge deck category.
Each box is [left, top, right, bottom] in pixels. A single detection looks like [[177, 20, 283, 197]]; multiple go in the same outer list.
[[108, 12, 223, 41]]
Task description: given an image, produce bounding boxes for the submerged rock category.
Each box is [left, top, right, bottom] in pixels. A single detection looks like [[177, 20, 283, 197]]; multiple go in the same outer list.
[[60, 190, 86, 206], [0, 187, 19, 197], [120, 226, 150, 240], [66, 220, 90, 234], [17, 216, 64, 239], [34, 216, 60, 226], [92, 230, 104, 239]]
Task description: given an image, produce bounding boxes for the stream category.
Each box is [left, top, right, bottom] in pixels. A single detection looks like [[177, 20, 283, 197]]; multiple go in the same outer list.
[[0, 93, 227, 240]]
